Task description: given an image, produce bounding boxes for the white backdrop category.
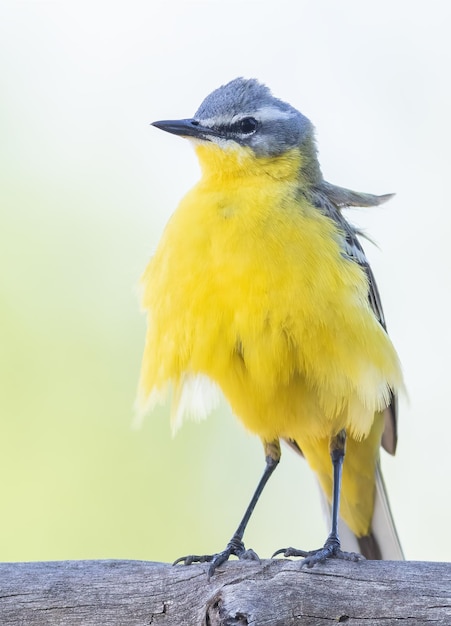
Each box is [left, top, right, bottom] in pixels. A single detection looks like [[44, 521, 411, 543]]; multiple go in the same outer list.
[[1, 1, 450, 563]]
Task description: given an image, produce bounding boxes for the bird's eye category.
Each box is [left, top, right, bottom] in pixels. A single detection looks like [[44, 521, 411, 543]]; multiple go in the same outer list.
[[239, 117, 258, 134]]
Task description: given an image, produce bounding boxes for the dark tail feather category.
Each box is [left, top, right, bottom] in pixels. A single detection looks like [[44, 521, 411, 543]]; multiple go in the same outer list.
[[358, 533, 382, 560], [321, 463, 404, 560]]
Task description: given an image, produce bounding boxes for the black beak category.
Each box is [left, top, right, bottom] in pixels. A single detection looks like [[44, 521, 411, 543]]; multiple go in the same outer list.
[[151, 118, 219, 140]]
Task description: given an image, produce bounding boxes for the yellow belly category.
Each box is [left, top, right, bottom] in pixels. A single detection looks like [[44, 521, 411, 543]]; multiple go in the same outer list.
[[138, 144, 403, 536]]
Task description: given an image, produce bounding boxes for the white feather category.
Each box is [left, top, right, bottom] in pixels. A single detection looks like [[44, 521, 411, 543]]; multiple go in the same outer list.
[[134, 374, 223, 434], [171, 374, 222, 434], [371, 464, 404, 560]]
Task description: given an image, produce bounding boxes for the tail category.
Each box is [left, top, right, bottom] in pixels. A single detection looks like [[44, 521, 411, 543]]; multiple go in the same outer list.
[[319, 462, 404, 560]]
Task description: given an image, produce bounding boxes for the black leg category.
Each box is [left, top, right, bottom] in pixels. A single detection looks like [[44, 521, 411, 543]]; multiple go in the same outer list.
[[174, 439, 281, 577], [326, 429, 347, 548], [273, 430, 364, 567]]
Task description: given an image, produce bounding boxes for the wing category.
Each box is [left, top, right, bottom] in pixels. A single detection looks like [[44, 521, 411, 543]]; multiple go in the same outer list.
[[310, 182, 398, 454]]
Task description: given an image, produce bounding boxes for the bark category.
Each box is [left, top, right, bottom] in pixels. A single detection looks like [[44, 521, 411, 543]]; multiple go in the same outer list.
[[0, 559, 450, 625]]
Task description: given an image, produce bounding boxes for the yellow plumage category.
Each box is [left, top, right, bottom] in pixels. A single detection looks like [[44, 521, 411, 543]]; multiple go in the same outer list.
[[138, 141, 402, 539]]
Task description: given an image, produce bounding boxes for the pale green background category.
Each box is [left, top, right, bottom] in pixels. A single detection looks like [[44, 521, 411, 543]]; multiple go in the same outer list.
[[1, 0, 450, 564]]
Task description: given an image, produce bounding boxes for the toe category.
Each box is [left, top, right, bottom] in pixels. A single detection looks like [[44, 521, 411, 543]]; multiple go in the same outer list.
[[241, 548, 260, 562]]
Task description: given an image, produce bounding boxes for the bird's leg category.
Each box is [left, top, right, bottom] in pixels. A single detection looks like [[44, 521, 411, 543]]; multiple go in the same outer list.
[[174, 439, 281, 577], [273, 430, 364, 567]]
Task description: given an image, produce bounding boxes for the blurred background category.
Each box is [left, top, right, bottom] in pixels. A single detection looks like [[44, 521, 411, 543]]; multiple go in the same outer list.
[[1, 0, 450, 564]]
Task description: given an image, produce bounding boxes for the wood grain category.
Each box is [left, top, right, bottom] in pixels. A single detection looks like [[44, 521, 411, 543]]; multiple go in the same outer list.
[[0, 559, 450, 625]]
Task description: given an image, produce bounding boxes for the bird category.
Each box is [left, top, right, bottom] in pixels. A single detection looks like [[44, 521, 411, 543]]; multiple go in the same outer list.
[[137, 77, 404, 575]]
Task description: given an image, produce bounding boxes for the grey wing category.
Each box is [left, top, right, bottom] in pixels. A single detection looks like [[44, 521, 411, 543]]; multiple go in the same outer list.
[[311, 182, 398, 454]]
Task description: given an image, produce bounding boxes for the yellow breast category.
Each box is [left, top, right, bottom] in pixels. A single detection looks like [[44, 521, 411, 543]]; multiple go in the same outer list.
[[138, 143, 402, 447]]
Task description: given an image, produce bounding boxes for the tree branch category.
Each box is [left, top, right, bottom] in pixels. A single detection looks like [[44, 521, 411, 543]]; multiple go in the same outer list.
[[0, 559, 450, 625]]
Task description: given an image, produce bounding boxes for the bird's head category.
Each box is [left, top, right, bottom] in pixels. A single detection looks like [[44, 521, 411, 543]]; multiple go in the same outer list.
[[152, 78, 322, 183]]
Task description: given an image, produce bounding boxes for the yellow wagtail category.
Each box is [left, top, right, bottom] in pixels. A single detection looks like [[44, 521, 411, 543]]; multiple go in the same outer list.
[[138, 78, 404, 573]]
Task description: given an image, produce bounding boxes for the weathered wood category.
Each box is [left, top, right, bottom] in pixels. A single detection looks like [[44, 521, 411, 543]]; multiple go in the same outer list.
[[0, 559, 450, 625]]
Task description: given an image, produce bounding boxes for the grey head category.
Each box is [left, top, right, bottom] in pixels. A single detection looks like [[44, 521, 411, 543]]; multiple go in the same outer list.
[[152, 78, 393, 208], [192, 78, 315, 158], [152, 77, 318, 161]]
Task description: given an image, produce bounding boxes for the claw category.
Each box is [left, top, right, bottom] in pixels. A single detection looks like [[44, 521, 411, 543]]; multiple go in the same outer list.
[[173, 554, 214, 566], [272, 536, 364, 568], [302, 546, 364, 568], [173, 536, 260, 578], [271, 546, 309, 559], [207, 539, 260, 578]]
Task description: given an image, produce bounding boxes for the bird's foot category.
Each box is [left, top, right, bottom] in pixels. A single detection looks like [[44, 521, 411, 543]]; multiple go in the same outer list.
[[272, 535, 364, 568], [174, 534, 260, 578]]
